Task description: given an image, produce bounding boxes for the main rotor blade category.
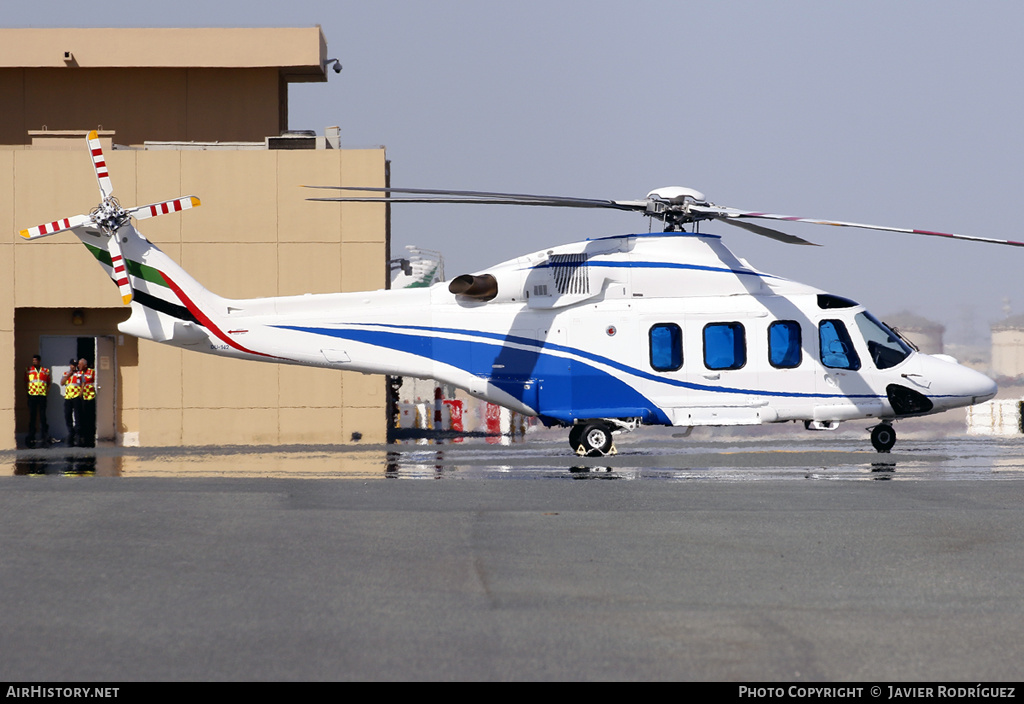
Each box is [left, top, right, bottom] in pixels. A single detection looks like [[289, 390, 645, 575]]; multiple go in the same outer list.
[[307, 184, 576, 199], [721, 218, 819, 246], [308, 196, 643, 209], [695, 204, 1024, 248], [305, 185, 648, 211], [87, 130, 113, 200], [312, 185, 1021, 248]]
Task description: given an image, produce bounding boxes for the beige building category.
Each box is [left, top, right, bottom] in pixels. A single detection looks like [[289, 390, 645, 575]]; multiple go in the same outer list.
[[991, 314, 1024, 380], [883, 311, 945, 355], [2, 28, 390, 449]]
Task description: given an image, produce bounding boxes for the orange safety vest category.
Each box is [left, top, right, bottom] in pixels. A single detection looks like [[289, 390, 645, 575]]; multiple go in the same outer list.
[[63, 370, 83, 399], [27, 366, 51, 396], [81, 369, 97, 401]]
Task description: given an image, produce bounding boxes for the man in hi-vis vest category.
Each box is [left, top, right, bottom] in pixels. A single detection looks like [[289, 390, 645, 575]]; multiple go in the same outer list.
[[61, 359, 84, 447], [78, 358, 97, 448], [25, 354, 51, 448]]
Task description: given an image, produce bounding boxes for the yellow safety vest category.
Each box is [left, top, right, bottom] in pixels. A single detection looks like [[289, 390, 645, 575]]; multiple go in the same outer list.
[[81, 369, 96, 401], [27, 366, 50, 396], [64, 371, 83, 400]]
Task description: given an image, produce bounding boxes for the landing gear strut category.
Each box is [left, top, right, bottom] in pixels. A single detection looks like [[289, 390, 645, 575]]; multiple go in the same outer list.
[[870, 422, 896, 453]]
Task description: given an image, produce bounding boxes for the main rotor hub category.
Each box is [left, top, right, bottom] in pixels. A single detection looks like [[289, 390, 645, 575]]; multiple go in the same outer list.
[[643, 186, 714, 231], [645, 186, 707, 203]]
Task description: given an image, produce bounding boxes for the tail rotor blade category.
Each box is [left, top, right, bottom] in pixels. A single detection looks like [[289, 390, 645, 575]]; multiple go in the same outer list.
[[19, 214, 92, 240], [106, 234, 133, 305], [87, 130, 113, 200], [128, 196, 202, 221]]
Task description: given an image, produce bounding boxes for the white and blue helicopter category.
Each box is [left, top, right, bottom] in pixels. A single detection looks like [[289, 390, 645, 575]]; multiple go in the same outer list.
[[21, 132, 1013, 455]]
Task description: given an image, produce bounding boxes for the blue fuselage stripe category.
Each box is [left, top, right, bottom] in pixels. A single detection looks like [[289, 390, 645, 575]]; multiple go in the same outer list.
[[275, 322, 889, 403], [276, 324, 671, 424], [533, 260, 768, 278]]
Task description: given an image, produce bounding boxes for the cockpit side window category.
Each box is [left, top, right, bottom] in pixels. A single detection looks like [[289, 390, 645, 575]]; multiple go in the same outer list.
[[819, 320, 861, 370], [855, 312, 913, 369]]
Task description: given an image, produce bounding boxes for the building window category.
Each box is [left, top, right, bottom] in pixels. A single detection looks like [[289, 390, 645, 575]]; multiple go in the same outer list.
[[704, 322, 746, 370], [768, 321, 802, 368], [819, 319, 861, 370], [649, 323, 682, 371]]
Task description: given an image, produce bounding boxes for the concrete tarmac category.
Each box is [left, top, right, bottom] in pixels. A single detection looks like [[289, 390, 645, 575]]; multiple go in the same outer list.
[[1, 440, 1023, 681]]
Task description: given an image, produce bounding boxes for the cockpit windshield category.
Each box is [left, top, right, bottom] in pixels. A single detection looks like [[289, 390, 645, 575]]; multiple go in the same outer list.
[[855, 312, 913, 369]]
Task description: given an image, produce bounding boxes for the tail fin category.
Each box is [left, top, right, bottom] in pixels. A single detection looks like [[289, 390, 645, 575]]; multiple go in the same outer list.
[[18, 131, 218, 347], [74, 223, 226, 347]]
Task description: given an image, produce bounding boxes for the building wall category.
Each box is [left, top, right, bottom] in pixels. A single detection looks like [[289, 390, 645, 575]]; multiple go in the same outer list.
[[0, 68, 284, 146], [0, 151, 12, 444], [5, 144, 388, 448]]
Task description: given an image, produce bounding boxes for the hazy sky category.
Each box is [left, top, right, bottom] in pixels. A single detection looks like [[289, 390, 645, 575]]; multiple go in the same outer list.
[[10, 1, 1024, 345]]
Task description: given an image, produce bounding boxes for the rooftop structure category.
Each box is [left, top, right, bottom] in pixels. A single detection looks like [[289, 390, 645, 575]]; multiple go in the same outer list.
[[0, 27, 328, 146]]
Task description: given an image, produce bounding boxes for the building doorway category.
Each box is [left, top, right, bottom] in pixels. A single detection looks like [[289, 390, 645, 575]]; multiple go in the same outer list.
[[39, 335, 117, 443]]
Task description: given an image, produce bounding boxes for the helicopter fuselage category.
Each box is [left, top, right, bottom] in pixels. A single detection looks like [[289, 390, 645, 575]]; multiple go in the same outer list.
[[115, 229, 997, 436]]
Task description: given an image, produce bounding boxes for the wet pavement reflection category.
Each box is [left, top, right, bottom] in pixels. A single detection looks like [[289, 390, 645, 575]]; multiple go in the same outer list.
[[13, 450, 115, 477], [5, 436, 1024, 480]]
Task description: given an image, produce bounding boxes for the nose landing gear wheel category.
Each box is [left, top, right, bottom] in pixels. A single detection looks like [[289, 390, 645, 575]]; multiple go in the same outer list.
[[870, 423, 896, 453]]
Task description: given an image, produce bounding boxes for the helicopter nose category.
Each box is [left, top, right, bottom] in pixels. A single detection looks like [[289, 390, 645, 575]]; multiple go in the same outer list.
[[958, 367, 997, 406], [919, 355, 997, 409], [973, 371, 997, 403]]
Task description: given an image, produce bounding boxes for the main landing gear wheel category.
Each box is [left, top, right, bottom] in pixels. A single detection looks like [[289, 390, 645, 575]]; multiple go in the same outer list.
[[569, 422, 614, 456], [870, 423, 896, 453], [568, 425, 584, 451]]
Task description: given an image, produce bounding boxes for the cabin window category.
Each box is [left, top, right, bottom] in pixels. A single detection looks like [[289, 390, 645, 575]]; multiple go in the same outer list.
[[704, 322, 746, 370], [649, 323, 683, 371], [768, 321, 802, 368], [819, 320, 861, 370], [855, 312, 912, 369]]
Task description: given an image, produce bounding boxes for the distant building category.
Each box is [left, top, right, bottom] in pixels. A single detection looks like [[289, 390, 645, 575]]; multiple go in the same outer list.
[[991, 314, 1024, 379], [882, 311, 945, 355], [391, 246, 444, 289]]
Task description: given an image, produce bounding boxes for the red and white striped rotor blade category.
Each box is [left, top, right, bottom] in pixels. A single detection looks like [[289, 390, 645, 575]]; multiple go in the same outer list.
[[87, 130, 113, 200], [105, 235, 133, 305], [692, 204, 1024, 248], [19, 213, 92, 240], [128, 196, 201, 221]]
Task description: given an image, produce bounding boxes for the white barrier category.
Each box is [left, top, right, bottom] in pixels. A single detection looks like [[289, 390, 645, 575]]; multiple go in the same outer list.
[[966, 399, 1023, 436]]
